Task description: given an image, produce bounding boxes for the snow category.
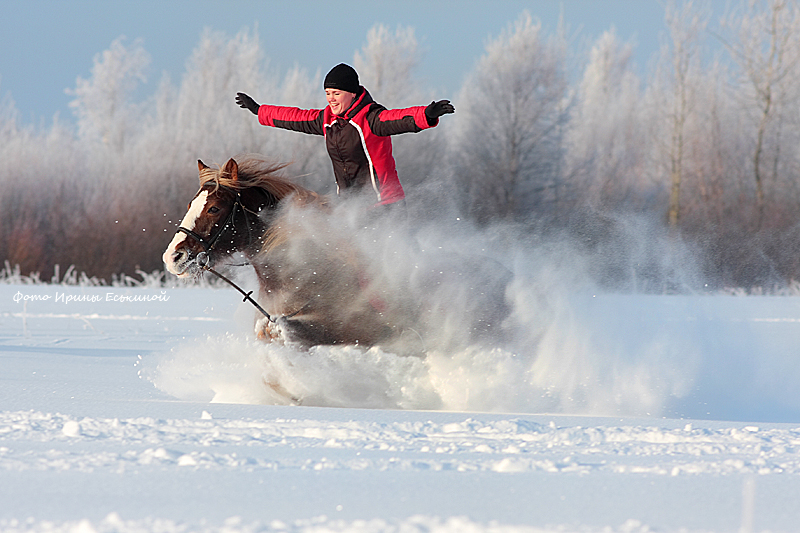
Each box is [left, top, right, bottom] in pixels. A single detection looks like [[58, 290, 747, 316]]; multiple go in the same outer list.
[[2, 283, 800, 532]]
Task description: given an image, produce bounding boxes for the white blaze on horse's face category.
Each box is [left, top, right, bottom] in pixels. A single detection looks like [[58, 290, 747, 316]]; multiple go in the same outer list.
[[163, 190, 209, 277]]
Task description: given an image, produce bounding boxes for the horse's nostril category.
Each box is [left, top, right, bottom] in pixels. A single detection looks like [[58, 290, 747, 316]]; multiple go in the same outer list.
[[172, 250, 185, 263]]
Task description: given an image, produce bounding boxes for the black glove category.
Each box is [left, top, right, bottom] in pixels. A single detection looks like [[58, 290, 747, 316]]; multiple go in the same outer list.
[[236, 92, 260, 115], [425, 100, 455, 125]]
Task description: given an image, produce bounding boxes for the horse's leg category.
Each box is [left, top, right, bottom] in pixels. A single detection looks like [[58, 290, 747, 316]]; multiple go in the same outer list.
[[255, 316, 283, 342], [251, 274, 283, 342], [262, 376, 301, 405], [253, 313, 337, 346]]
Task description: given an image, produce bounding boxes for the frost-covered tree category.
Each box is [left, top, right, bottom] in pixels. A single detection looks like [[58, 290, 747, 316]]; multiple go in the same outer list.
[[173, 26, 269, 161], [721, 0, 800, 228], [67, 37, 150, 154], [565, 29, 645, 211], [0, 88, 17, 143], [354, 23, 422, 106], [644, 1, 709, 228], [452, 11, 570, 223], [0, 91, 87, 276]]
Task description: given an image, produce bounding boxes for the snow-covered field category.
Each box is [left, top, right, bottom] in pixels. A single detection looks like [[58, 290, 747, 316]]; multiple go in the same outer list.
[[3, 282, 800, 532]]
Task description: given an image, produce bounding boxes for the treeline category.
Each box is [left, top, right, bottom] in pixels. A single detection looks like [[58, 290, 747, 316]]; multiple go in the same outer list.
[[2, 1, 800, 290]]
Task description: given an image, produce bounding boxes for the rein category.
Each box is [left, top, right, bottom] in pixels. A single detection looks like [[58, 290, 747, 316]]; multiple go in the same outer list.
[[196, 252, 275, 322]]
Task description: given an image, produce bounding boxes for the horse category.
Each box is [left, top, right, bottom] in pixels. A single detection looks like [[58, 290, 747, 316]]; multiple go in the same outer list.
[[163, 155, 419, 348], [163, 155, 512, 352]]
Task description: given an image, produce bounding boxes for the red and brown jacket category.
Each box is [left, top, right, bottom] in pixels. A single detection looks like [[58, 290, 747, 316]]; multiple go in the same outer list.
[[257, 87, 437, 205]]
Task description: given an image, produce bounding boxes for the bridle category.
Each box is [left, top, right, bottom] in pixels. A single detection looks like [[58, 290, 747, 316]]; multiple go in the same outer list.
[[177, 184, 245, 255], [174, 182, 276, 322]]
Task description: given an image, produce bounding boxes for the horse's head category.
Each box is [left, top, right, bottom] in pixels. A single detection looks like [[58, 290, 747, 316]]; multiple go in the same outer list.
[[163, 158, 278, 278]]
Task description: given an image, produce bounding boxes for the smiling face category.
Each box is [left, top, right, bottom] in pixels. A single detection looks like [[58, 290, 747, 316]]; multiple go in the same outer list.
[[325, 88, 356, 115]]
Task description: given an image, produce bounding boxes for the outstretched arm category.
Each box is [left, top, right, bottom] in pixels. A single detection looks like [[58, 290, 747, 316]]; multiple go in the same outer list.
[[235, 92, 324, 136], [369, 100, 455, 136]]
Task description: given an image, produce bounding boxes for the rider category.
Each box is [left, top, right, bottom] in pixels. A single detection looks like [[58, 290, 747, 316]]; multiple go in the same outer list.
[[235, 63, 454, 208]]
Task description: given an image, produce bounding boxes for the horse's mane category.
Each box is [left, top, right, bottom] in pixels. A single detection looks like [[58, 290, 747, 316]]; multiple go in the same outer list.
[[198, 154, 329, 254], [199, 154, 324, 207]]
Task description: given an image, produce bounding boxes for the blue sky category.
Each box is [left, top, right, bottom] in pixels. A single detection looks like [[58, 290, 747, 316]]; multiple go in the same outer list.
[[2, 0, 734, 125]]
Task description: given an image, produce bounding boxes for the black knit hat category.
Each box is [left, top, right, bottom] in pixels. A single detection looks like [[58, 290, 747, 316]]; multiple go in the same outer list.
[[324, 63, 360, 94]]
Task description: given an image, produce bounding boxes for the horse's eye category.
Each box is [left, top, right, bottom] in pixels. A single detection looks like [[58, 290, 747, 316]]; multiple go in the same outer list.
[[208, 206, 220, 214]]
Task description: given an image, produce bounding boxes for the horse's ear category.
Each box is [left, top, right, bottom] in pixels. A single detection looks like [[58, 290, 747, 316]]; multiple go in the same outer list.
[[198, 160, 209, 172], [222, 158, 239, 182]]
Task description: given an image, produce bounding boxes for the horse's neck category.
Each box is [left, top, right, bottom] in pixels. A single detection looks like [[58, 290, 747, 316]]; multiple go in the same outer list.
[[238, 190, 279, 259], [251, 259, 285, 295]]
